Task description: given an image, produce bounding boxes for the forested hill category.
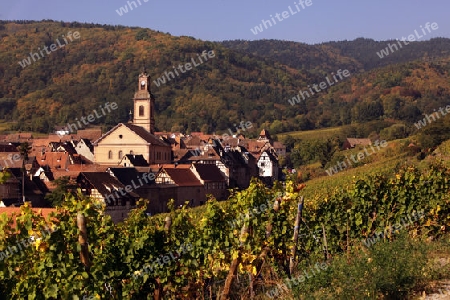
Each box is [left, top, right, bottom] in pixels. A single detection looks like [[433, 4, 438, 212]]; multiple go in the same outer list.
[[1, 20, 450, 135], [0, 20, 315, 134], [220, 38, 450, 73]]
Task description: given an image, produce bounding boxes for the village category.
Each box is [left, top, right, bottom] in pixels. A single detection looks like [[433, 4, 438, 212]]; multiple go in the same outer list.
[[0, 70, 286, 222]]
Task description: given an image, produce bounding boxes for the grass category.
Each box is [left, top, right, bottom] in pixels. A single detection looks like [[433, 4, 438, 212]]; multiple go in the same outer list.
[[276, 126, 343, 141], [0, 121, 13, 133], [299, 155, 412, 201], [0, 121, 52, 137], [282, 233, 446, 300], [293, 138, 415, 201]]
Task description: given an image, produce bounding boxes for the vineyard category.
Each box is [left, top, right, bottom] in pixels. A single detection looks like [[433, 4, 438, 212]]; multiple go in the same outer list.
[[0, 161, 450, 299]]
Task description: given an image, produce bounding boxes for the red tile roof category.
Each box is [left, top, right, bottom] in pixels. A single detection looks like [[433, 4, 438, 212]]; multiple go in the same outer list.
[[76, 128, 103, 141], [5, 132, 33, 141], [0, 152, 22, 168], [35, 152, 70, 169], [0, 207, 57, 229], [52, 164, 108, 180], [78, 172, 139, 199], [161, 167, 202, 187], [192, 164, 226, 182]]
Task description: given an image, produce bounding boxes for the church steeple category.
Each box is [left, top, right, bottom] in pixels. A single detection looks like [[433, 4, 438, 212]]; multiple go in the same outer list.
[[133, 70, 155, 133]]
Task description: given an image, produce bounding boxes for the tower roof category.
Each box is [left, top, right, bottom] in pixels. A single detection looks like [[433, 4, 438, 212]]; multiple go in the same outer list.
[[259, 129, 271, 140]]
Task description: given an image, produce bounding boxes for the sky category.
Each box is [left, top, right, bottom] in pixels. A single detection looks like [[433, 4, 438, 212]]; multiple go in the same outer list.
[[0, 0, 449, 44]]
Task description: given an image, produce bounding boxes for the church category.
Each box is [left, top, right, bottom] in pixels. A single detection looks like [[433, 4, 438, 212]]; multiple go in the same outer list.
[[93, 71, 172, 165]]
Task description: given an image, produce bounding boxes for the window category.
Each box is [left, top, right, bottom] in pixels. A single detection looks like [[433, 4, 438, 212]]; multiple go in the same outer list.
[[119, 135, 123, 139], [108, 150, 113, 159], [139, 105, 144, 116], [130, 150, 134, 155], [118, 150, 123, 159]]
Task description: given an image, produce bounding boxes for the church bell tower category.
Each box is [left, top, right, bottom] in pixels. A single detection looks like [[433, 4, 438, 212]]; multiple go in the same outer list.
[[133, 70, 155, 133]]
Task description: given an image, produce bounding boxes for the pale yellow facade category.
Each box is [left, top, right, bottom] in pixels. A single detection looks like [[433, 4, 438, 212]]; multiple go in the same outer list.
[[94, 123, 171, 165]]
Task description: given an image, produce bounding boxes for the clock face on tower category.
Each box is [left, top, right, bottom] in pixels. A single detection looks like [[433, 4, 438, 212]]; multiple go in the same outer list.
[[141, 80, 146, 86]]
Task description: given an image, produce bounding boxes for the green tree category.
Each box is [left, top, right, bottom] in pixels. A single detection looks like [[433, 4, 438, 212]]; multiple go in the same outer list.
[[135, 29, 149, 41], [18, 142, 31, 161], [45, 176, 77, 207]]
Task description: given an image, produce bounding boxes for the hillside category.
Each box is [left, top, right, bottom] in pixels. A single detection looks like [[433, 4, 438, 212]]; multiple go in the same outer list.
[[221, 37, 450, 73], [0, 20, 317, 134], [1, 20, 450, 136]]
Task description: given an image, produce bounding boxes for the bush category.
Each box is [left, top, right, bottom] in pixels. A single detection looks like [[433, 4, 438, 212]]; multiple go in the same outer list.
[[290, 233, 430, 299]]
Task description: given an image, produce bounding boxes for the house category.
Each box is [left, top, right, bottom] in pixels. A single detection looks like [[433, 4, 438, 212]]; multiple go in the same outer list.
[[154, 165, 206, 209], [77, 172, 139, 223], [155, 134, 186, 151], [49, 141, 77, 155], [257, 129, 272, 143], [0, 143, 18, 152], [0, 152, 22, 169], [0, 169, 20, 206], [35, 152, 72, 170], [172, 149, 192, 164], [223, 146, 258, 189], [187, 141, 259, 189], [183, 135, 204, 150], [343, 138, 372, 150], [73, 139, 95, 163], [190, 163, 228, 200], [3, 168, 49, 207], [257, 150, 279, 184], [188, 144, 229, 184], [4, 132, 33, 143], [54, 126, 69, 136], [173, 148, 203, 164], [34, 167, 54, 183], [76, 128, 103, 142], [119, 154, 149, 167], [272, 141, 287, 156], [107, 167, 155, 198]]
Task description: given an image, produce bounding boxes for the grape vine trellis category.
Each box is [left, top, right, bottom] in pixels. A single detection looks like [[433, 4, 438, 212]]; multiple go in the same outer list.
[[0, 163, 449, 299]]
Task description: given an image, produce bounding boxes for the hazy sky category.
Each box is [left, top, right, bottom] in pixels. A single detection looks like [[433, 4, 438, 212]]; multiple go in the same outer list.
[[1, 0, 448, 44]]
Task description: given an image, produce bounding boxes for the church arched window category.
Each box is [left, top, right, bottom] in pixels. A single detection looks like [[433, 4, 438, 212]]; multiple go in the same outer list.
[[139, 105, 144, 116], [118, 150, 123, 159], [108, 150, 113, 159]]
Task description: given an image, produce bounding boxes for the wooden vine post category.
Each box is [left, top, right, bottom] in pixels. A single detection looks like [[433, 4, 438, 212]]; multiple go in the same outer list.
[[289, 196, 304, 276], [322, 224, 329, 261], [253, 195, 280, 290], [152, 216, 172, 300], [77, 213, 91, 271], [221, 218, 247, 300]]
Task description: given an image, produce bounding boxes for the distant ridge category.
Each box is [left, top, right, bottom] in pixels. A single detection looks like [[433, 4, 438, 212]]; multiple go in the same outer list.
[[1, 20, 450, 136]]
